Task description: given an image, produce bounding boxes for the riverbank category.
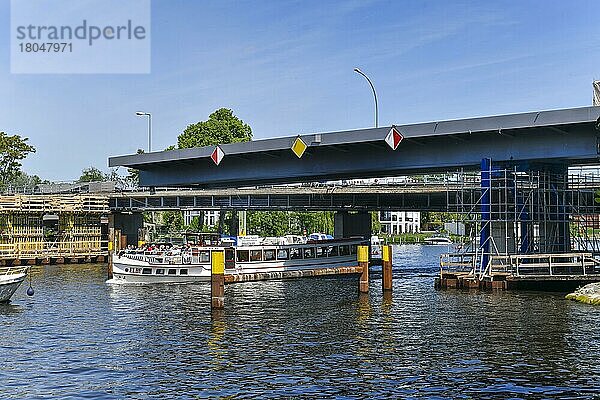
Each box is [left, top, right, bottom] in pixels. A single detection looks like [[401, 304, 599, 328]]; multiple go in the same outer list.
[[382, 233, 466, 244], [566, 282, 600, 305]]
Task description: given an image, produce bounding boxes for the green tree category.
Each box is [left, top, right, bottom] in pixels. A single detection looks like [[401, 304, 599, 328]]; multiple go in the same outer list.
[[125, 149, 145, 188], [174, 108, 253, 235], [292, 212, 335, 235], [162, 211, 184, 233], [371, 212, 381, 234], [78, 167, 106, 183], [247, 211, 289, 237], [0, 132, 36, 189], [8, 171, 45, 188], [176, 108, 252, 149]]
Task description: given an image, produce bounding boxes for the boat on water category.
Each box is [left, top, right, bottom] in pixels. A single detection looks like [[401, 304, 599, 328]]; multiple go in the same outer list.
[[370, 235, 383, 263], [111, 236, 366, 284], [423, 235, 453, 245], [0, 266, 29, 302]]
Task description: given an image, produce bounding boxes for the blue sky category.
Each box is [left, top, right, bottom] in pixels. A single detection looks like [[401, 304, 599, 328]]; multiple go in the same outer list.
[[1, 0, 600, 181]]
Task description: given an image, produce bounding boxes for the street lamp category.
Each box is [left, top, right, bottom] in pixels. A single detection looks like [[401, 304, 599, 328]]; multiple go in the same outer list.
[[354, 68, 378, 128], [135, 111, 152, 152]]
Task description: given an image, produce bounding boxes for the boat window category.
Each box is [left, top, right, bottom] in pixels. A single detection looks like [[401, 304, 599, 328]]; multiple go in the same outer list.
[[180, 269, 188, 275], [317, 247, 328, 258], [277, 249, 289, 260], [339, 245, 350, 256], [237, 250, 250, 262], [199, 251, 210, 263], [142, 268, 152, 275], [168, 269, 176, 275], [290, 248, 303, 260], [350, 245, 357, 255], [156, 268, 165, 275], [328, 246, 339, 257], [264, 249, 276, 261], [250, 250, 263, 262], [304, 247, 315, 258]]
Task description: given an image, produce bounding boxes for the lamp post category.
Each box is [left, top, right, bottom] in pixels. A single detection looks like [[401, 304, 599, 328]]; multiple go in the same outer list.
[[354, 68, 378, 128], [135, 111, 152, 152]]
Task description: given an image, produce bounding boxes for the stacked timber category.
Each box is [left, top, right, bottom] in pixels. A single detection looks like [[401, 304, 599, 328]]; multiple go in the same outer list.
[[0, 194, 110, 264]]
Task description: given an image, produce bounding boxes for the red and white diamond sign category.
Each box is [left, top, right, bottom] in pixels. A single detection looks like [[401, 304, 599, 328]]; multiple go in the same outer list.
[[211, 146, 224, 165], [385, 126, 403, 150]]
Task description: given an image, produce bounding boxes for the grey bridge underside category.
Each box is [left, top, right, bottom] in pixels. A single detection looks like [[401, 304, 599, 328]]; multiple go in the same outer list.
[[109, 185, 599, 212], [109, 106, 600, 189]]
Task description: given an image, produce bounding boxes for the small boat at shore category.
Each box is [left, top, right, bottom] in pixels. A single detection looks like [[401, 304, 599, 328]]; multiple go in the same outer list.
[[0, 266, 29, 302], [370, 235, 383, 263], [111, 237, 366, 284], [423, 235, 452, 245]]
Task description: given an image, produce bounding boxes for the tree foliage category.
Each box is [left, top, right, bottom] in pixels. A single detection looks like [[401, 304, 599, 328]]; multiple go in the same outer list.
[[247, 211, 290, 237], [177, 108, 252, 149], [162, 211, 184, 233], [0, 132, 36, 188], [125, 149, 144, 188], [371, 212, 381, 234], [78, 167, 107, 183], [246, 211, 335, 237]]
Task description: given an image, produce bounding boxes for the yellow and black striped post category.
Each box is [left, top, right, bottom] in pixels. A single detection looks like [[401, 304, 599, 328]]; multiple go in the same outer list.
[[211, 250, 225, 309], [357, 245, 369, 293], [382, 245, 392, 291]]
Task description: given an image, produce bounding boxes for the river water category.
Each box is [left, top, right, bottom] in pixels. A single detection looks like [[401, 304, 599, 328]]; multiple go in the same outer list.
[[1, 245, 599, 399]]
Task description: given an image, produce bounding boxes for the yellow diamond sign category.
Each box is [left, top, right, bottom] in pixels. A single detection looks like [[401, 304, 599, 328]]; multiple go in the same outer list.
[[291, 136, 307, 158]]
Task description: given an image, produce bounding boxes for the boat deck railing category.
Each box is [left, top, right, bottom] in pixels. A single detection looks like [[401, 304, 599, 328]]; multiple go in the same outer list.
[[0, 266, 29, 277], [120, 250, 204, 266]]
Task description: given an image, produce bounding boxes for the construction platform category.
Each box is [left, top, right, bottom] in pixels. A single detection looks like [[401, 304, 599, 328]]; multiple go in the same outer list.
[[437, 252, 600, 291]]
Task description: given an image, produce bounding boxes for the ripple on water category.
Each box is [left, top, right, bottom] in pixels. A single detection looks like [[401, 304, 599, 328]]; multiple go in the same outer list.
[[1, 249, 599, 399]]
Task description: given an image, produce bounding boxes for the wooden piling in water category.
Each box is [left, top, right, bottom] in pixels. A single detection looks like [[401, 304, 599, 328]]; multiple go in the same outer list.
[[358, 245, 369, 293], [382, 245, 392, 292], [211, 250, 225, 309]]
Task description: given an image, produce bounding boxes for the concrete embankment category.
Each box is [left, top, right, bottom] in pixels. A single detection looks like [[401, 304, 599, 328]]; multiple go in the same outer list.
[[566, 282, 600, 305]]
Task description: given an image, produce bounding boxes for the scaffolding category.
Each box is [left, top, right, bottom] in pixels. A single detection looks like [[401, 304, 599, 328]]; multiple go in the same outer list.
[[0, 194, 109, 262], [443, 165, 600, 279]]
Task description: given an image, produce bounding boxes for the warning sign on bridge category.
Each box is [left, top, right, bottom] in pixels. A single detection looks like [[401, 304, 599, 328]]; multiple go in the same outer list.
[[385, 126, 403, 150], [211, 146, 224, 165]]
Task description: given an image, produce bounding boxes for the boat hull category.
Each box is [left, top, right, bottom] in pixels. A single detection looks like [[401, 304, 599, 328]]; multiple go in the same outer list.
[[0, 273, 27, 302], [111, 256, 211, 284]]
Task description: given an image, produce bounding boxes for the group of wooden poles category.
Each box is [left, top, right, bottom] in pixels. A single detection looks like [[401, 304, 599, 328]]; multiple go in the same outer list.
[[211, 244, 394, 309]]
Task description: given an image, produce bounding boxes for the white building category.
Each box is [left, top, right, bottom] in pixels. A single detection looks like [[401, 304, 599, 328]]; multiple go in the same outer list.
[[183, 210, 220, 227], [379, 211, 420, 234]]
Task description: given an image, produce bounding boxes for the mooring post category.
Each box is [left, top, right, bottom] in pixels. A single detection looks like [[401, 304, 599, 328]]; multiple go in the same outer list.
[[211, 250, 225, 309], [357, 245, 369, 293], [382, 244, 392, 291]]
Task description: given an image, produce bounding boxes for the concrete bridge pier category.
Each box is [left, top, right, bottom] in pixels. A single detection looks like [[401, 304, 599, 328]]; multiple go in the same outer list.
[[334, 211, 371, 239], [112, 212, 144, 248]]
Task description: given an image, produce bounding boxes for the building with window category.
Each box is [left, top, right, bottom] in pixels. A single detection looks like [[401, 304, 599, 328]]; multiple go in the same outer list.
[[379, 211, 420, 235], [183, 210, 220, 227]]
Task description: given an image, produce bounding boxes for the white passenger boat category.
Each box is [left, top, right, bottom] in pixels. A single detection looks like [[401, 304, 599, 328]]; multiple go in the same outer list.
[[110, 237, 365, 284], [0, 266, 29, 302]]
